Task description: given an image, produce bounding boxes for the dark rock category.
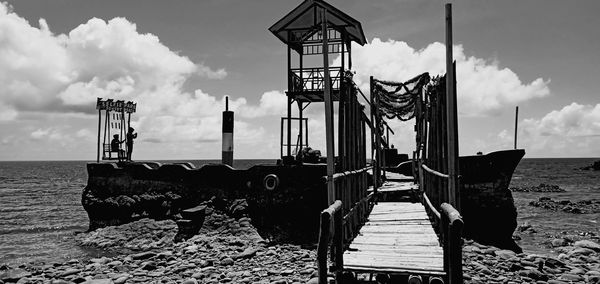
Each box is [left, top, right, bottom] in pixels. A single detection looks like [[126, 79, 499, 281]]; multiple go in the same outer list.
[[220, 258, 234, 266], [580, 160, 600, 171], [130, 252, 156, 260], [529, 197, 600, 214], [0, 269, 31, 282], [573, 240, 600, 251], [510, 183, 565, 192], [233, 247, 258, 260], [59, 269, 81, 277], [518, 269, 548, 281]]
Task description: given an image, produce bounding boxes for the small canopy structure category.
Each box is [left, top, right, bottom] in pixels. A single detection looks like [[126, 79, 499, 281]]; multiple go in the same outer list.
[[269, 0, 367, 52]]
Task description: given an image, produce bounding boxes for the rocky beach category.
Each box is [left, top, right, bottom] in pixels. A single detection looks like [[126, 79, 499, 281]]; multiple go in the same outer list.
[[0, 209, 319, 284], [2, 202, 600, 284]]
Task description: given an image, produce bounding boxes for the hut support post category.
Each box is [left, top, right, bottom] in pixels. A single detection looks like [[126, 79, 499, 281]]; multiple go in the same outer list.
[[321, 8, 335, 205]]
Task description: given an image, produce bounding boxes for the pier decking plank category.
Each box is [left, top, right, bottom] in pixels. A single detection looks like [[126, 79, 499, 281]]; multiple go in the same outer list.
[[368, 180, 418, 193], [343, 201, 445, 276]]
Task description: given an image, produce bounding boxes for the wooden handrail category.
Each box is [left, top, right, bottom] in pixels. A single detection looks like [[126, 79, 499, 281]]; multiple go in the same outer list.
[[324, 166, 373, 182], [317, 200, 343, 284], [423, 192, 441, 219], [421, 164, 449, 179], [440, 202, 463, 284], [440, 203, 463, 227]]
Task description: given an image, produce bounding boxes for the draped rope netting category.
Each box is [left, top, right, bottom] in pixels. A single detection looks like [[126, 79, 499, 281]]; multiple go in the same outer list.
[[372, 72, 431, 121]]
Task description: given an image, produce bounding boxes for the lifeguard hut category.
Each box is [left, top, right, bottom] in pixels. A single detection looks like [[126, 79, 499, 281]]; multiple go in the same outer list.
[[269, 0, 367, 165], [95, 98, 137, 162]]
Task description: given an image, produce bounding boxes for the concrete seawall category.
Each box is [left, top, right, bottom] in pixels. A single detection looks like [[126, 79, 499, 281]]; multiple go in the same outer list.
[[83, 162, 328, 243]]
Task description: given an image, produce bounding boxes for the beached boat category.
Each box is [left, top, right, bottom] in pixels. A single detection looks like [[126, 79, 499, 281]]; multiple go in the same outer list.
[[384, 148, 525, 251]]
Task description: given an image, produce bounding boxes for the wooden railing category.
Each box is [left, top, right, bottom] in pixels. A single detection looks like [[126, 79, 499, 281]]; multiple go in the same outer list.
[[323, 166, 373, 243], [317, 200, 343, 284], [421, 161, 463, 284], [418, 72, 463, 283]]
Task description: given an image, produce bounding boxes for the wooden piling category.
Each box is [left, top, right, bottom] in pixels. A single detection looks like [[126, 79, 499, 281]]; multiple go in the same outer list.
[[445, 3, 459, 209]]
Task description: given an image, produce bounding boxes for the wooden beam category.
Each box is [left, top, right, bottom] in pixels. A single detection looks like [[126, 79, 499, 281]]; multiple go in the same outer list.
[[322, 8, 336, 205]]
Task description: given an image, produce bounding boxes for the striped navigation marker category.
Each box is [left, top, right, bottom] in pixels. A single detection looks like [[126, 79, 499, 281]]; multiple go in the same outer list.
[[222, 96, 234, 166]]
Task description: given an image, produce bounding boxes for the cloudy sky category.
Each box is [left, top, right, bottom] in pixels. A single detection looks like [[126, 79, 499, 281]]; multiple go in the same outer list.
[[1, 0, 599, 161]]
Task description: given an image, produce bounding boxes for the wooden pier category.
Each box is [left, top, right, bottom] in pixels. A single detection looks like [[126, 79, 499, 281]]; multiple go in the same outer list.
[[270, 1, 463, 283]]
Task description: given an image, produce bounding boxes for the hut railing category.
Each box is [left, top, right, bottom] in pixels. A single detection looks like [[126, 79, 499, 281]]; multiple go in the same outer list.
[[289, 67, 343, 93]]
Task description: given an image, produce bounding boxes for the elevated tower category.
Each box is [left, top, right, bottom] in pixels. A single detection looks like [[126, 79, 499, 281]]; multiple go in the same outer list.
[[270, 0, 366, 164]]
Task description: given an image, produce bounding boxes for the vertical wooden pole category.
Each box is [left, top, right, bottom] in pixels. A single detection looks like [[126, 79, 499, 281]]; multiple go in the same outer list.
[[287, 42, 292, 159], [371, 76, 381, 194], [348, 41, 352, 70], [446, 3, 459, 208], [322, 8, 336, 205], [514, 106, 519, 149], [280, 118, 284, 158], [121, 108, 126, 159], [299, 51, 304, 154], [97, 108, 101, 163]]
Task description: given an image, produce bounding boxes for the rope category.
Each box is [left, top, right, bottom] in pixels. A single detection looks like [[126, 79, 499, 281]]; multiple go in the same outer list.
[[423, 192, 441, 219], [421, 164, 449, 179]]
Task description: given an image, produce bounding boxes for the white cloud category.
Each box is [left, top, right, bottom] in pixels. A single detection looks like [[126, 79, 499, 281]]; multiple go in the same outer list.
[[0, 4, 227, 118], [0, 3, 282, 159], [340, 38, 550, 116], [197, 65, 227, 80], [30, 127, 65, 141], [234, 90, 288, 118], [518, 102, 600, 156]]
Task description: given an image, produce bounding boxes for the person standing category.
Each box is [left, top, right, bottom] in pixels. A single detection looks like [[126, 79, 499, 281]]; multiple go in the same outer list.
[[126, 127, 137, 161]]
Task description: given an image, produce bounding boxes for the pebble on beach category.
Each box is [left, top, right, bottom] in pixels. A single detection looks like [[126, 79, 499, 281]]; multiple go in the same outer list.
[[463, 238, 600, 284], [510, 183, 565, 193], [1, 207, 317, 284], [529, 197, 600, 214]]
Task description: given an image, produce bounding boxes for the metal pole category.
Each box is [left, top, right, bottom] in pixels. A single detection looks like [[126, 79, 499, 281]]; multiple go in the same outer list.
[[322, 8, 336, 205], [514, 106, 519, 149], [446, 3, 459, 208]]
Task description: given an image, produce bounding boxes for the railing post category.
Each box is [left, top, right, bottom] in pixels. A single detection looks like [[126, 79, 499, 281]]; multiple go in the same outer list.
[[317, 211, 330, 284], [334, 208, 344, 283]]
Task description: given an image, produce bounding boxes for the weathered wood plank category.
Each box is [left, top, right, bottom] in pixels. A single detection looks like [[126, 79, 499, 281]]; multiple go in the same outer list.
[[343, 201, 444, 276], [344, 265, 446, 275]]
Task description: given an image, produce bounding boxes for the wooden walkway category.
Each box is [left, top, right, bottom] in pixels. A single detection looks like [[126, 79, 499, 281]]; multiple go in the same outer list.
[[343, 190, 445, 276]]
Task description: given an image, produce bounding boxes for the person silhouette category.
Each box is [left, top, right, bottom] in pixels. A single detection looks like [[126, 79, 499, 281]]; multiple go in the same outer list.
[[126, 127, 137, 161], [110, 134, 125, 159]]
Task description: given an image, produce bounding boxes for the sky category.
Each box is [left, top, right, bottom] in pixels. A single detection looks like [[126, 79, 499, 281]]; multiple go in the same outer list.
[[0, 0, 599, 161]]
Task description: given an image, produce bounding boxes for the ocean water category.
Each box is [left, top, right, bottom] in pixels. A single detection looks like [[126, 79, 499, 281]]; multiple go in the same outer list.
[[510, 158, 600, 254], [0, 158, 598, 265]]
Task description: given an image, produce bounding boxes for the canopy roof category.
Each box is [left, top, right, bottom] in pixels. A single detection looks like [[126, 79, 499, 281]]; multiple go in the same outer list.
[[269, 0, 366, 50]]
